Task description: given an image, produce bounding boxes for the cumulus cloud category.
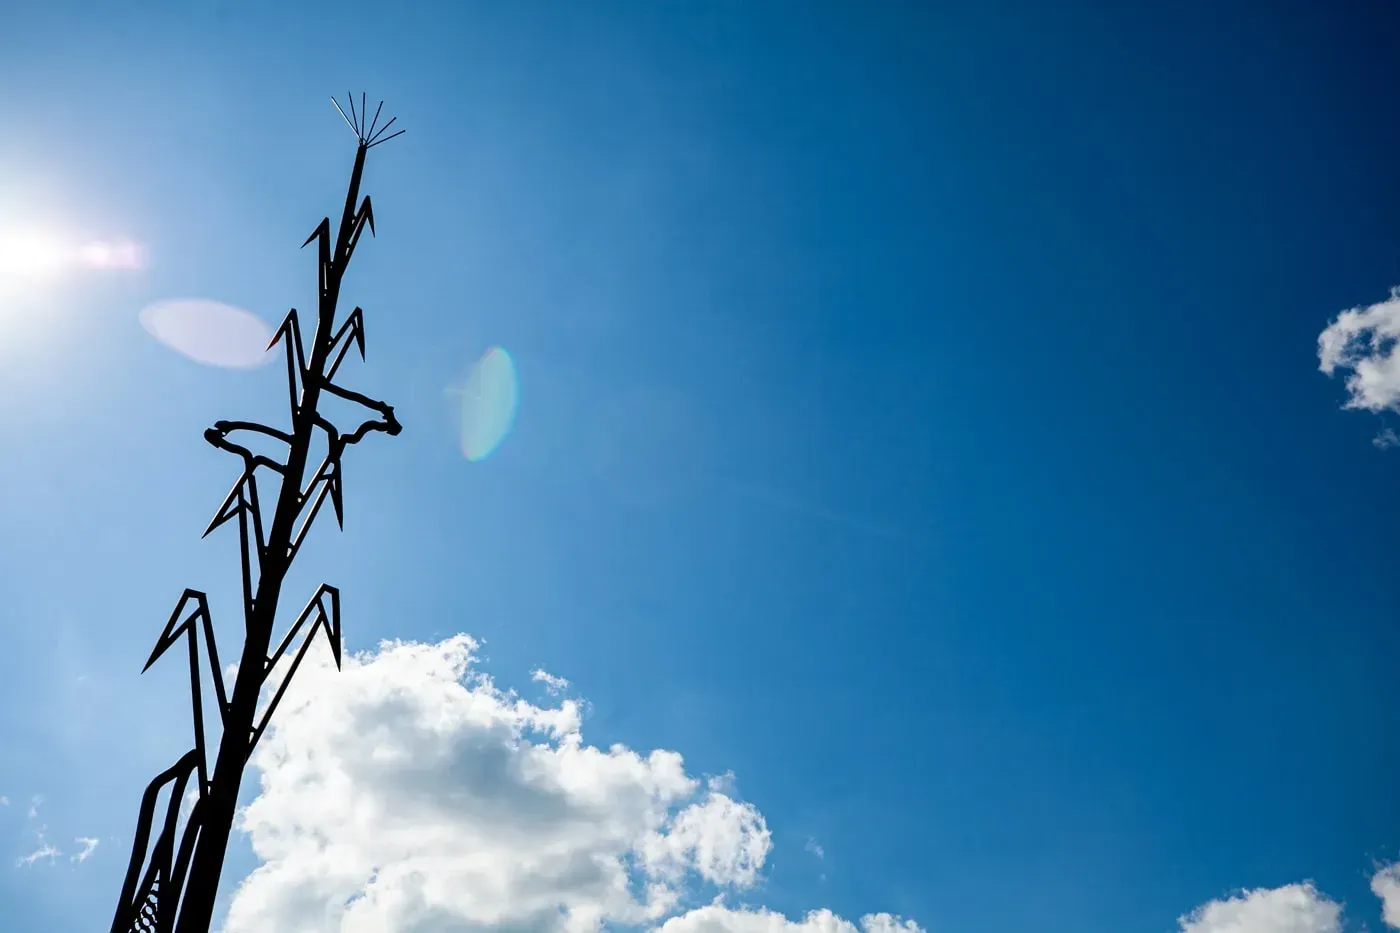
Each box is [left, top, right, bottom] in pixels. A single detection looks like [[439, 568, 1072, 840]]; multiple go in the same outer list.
[[1318, 288, 1400, 412], [1177, 884, 1341, 933], [187, 628, 1400, 933], [641, 791, 771, 888], [657, 908, 923, 933], [223, 634, 903, 933], [1373, 863, 1400, 929]]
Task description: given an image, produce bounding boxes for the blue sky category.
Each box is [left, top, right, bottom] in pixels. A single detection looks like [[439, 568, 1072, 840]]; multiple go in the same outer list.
[[3, 1, 1400, 931]]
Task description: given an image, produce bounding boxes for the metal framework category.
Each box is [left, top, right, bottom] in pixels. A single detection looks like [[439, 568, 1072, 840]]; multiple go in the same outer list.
[[110, 95, 404, 933]]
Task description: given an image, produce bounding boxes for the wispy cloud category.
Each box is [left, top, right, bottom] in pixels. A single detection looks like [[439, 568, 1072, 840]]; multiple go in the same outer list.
[[17, 818, 60, 869], [16, 843, 60, 868], [804, 838, 825, 860], [12, 795, 98, 868], [70, 837, 99, 863], [707, 772, 738, 795], [530, 668, 570, 695]]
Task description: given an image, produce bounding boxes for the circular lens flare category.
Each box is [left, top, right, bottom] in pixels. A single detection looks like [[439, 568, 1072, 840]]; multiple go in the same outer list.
[[457, 346, 519, 462], [139, 299, 274, 369]]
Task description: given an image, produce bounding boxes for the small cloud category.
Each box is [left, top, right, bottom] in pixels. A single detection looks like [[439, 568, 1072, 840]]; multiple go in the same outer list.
[[1179, 883, 1340, 933], [180, 785, 200, 823], [16, 844, 60, 868], [1373, 862, 1400, 929], [27, 796, 41, 820], [71, 838, 99, 864], [804, 838, 825, 860], [1375, 427, 1399, 449], [707, 772, 738, 795], [1319, 287, 1400, 413], [530, 668, 570, 695]]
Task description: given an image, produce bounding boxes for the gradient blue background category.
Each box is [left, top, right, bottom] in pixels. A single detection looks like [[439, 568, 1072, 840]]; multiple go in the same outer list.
[[3, 1, 1400, 930]]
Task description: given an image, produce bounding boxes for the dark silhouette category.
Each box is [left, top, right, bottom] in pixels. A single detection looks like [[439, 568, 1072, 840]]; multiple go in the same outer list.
[[110, 96, 404, 933]]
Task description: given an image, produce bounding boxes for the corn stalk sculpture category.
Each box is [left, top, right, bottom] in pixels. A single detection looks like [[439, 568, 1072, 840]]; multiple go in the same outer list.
[[110, 95, 404, 933]]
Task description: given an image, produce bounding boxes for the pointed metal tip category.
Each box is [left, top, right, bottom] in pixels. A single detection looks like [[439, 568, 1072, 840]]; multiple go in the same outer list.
[[331, 97, 357, 138], [365, 128, 405, 150], [366, 99, 385, 140]]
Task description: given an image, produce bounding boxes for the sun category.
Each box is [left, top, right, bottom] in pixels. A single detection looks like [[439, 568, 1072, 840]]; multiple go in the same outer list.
[[0, 227, 145, 299], [0, 226, 145, 353], [0, 229, 72, 282]]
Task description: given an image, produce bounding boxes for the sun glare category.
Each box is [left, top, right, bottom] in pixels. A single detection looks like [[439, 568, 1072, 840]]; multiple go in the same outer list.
[[0, 231, 70, 281], [0, 228, 145, 287], [0, 226, 147, 351]]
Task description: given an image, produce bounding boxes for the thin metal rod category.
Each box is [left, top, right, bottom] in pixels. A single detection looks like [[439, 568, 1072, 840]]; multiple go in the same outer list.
[[367, 128, 405, 149], [367, 115, 398, 145], [331, 96, 356, 136], [366, 100, 384, 140]]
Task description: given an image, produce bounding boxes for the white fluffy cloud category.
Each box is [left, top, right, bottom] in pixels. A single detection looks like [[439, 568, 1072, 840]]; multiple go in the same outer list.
[[1318, 288, 1400, 412], [1373, 864, 1400, 930], [223, 635, 912, 933], [221, 631, 1400, 933], [657, 908, 923, 933], [1178, 884, 1341, 933]]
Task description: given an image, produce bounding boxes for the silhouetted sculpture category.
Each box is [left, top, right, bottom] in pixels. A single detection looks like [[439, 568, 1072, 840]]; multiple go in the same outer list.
[[110, 95, 404, 933]]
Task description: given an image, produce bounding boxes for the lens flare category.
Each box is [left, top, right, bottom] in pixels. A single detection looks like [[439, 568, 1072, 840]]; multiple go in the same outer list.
[[0, 230, 144, 284], [78, 239, 144, 270], [139, 299, 275, 369], [456, 346, 519, 462]]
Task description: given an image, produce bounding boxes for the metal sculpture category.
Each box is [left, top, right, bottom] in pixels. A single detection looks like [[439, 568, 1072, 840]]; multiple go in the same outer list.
[[110, 95, 404, 933]]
